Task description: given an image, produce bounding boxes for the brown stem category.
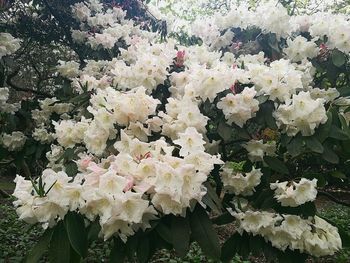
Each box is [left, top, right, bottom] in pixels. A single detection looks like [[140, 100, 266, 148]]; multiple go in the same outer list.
[[318, 190, 350, 208], [6, 69, 53, 97], [0, 188, 10, 198]]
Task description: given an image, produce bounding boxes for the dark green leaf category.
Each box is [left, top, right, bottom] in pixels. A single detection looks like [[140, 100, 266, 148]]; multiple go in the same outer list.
[[65, 162, 78, 177], [64, 212, 88, 258], [190, 205, 221, 259], [171, 216, 190, 257], [49, 222, 71, 263], [330, 171, 346, 179], [322, 145, 339, 164], [212, 212, 235, 225], [110, 238, 126, 263], [287, 136, 304, 157], [136, 236, 150, 263], [87, 220, 101, 244], [156, 222, 172, 244], [329, 125, 350, 140], [332, 49, 346, 67], [217, 121, 232, 141], [305, 137, 324, 153], [264, 156, 289, 175], [25, 228, 54, 263], [221, 233, 240, 261], [316, 112, 333, 142], [126, 235, 138, 260]]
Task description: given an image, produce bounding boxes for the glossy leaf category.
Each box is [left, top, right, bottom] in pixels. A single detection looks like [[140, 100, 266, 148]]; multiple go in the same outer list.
[[64, 212, 88, 258], [190, 205, 221, 259], [264, 156, 289, 175], [49, 222, 71, 263], [171, 216, 190, 257]]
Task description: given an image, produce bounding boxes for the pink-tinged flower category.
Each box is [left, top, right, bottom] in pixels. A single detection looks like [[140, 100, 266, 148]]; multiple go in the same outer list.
[[76, 156, 92, 171], [123, 176, 135, 192], [175, 50, 186, 67], [135, 151, 152, 162], [319, 43, 327, 50], [230, 81, 238, 94], [232, 41, 242, 51]]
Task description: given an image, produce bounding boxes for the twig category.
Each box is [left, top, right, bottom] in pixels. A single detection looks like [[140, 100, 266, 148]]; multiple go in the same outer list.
[[6, 68, 53, 97], [0, 188, 10, 198], [318, 190, 350, 208]]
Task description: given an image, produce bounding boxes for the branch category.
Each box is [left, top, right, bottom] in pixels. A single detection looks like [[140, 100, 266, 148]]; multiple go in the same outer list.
[[0, 188, 10, 198], [318, 190, 350, 208], [6, 68, 53, 97]]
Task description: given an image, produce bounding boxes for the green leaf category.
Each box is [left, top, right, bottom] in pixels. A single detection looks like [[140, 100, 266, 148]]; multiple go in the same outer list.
[[330, 171, 346, 179], [264, 156, 289, 175], [212, 212, 235, 225], [87, 220, 101, 244], [202, 182, 222, 214], [287, 136, 304, 157], [217, 121, 232, 141], [322, 145, 339, 164], [110, 238, 126, 263], [305, 137, 324, 153], [171, 216, 190, 257], [190, 205, 221, 259], [329, 125, 350, 140], [49, 222, 71, 263], [25, 228, 54, 263], [136, 235, 150, 263], [221, 233, 240, 261], [126, 235, 139, 260], [332, 49, 346, 67], [65, 162, 78, 177], [156, 222, 172, 244], [64, 212, 88, 258], [316, 112, 333, 142]]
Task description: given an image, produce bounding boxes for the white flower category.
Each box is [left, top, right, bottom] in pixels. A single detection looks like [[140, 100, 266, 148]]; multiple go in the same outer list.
[[0, 33, 21, 58], [273, 91, 327, 136], [1, 131, 27, 151], [221, 166, 263, 196], [173, 127, 205, 156], [270, 178, 318, 207], [217, 87, 259, 127], [243, 140, 276, 162], [284, 36, 319, 62]]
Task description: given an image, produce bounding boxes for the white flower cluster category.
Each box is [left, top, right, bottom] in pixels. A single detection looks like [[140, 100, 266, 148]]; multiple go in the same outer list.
[[221, 166, 262, 196], [232, 210, 342, 257], [32, 98, 73, 125], [270, 178, 318, 207], [13, 128, 222, 241], [0, 87, 20, 114], [33, 126, 54, 144], [246, 60, 304, 103], [283, 36, 319, 62], [217, 87, 259, 127], [71, 1, 156, 50], [274, 91, 327, 136], [57, 61, 80, 78], [0, 33, 21, 58], [243, 140, 276, 162], [1, 131, 27, 151], [192, 2, 350, 54]]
